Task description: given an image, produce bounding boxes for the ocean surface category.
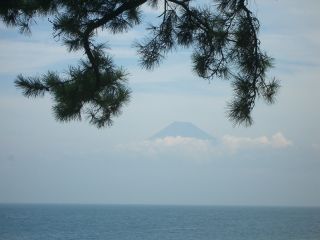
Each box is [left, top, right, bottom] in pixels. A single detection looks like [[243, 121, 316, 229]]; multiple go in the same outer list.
[[0, 204, 319, 240]]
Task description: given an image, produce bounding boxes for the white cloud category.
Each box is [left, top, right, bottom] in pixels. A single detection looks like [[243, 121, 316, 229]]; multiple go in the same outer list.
[[258, 0, 320, 74], [118, 132, 292, 158], [271, 132, 292, 148], [97, 29, 143, 45], [109, 47, 136, 59], [223, 132, 292, 152], [0, 40, 81, 74], [128, 57, 193, 84], [117, 136, 216, 159], [140, 1, 164, 15], [222, 135, 270, 151], [151, 136, 211, 150]]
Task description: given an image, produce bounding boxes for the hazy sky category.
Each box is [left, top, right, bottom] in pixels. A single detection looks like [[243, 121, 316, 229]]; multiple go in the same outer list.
[[0, 0, 319, 206]]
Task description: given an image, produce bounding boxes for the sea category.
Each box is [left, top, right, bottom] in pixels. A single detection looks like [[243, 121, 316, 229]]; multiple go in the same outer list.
[[0, 204, 319, 240]]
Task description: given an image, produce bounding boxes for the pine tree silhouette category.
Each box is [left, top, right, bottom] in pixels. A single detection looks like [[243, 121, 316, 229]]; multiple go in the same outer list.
[[1, 0, 279, 127]]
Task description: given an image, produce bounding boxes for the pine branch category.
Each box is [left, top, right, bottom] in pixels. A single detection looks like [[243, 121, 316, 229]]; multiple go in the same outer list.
[[2, 0, 279, 128], [15, 75, 49, 98]]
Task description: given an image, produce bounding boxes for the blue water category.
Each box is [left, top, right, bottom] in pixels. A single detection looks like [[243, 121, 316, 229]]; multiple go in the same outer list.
[[0, 204, 319, 240]]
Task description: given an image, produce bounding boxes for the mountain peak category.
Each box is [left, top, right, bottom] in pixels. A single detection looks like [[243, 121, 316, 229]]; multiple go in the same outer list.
[[150, 121, 214, 140]]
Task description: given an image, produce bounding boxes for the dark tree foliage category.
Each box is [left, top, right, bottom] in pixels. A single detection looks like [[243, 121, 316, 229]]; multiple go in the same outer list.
[[0, 0, 279, 128]]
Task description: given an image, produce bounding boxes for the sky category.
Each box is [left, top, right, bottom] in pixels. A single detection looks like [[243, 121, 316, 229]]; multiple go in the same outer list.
[[0, 0, 319, 207]]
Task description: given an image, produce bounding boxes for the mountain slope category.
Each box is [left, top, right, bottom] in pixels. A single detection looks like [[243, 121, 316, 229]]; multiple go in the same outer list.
[[151, 121, 214, 140]]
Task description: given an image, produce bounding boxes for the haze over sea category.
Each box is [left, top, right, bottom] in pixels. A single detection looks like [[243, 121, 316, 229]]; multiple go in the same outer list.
[[1, 204, 320, 240]]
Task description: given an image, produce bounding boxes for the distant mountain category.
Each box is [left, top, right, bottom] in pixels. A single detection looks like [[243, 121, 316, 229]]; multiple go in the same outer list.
[[150, 121, 215, 140]]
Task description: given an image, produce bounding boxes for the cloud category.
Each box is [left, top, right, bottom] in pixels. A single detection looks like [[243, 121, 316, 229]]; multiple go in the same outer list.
[[271, 132, 292, 148], [150, 136, 212, 151], [223, 132, 292, 152], [0, 40, 81, 74], [118, 132, 292, 158], [258, 0, 320, 74], [97, 29, 143, 44], [117, 136, 216, 159], [128, 57, 193, 84], [109, 47, 136, 59], [140, 1, 164, 15]]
